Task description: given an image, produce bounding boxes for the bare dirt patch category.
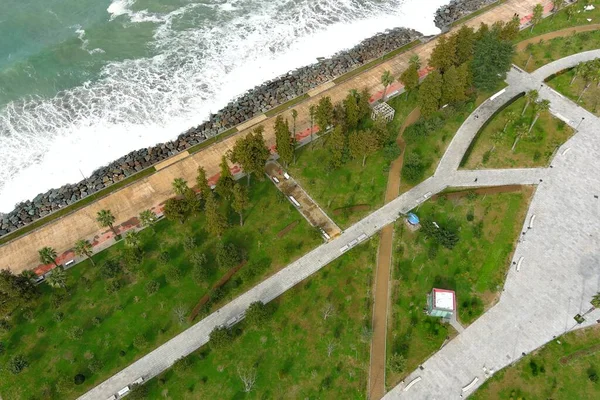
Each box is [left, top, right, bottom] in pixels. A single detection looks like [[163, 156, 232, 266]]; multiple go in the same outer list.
[[276, 220, 300, 238]]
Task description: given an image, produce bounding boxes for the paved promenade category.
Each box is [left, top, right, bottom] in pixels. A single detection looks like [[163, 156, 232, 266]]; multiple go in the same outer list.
[[385, 52, 600, 399], [0, 0, 547, 274]]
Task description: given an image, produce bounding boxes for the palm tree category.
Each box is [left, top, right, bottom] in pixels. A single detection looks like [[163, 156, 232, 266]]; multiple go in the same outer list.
[[39, 246, 59, 267], [512, 123, 528, 152], [96, 209, 118, 237], [124, 230, 142, 251], [380, 70, 394, 102], [309, 104, 316, 148], [522, 90, 539, 116], [529, 99, 550, 133], [139, 209, 157, 232], [577, 61, 598, 101], [490, 131, 504, 152], [74, 239, 95, 266], [592, 293, 600, 308], [46, 266, 67, 289], [566, 6, 575, 20], [503, 111, 517, 132], [409, 54, 421, 70], [571, 62, 588, 85], [172, 177, 189, 197], [530, 4, 544, 33]]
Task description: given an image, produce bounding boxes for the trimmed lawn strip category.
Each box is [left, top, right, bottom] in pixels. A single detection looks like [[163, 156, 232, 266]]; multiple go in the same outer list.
[[0, 180, 321, 400], [0, 167, 156, 246], [142, 238, 378, 399], [264, 94, 309, 117], [517, 0, 600, 42], [288, 92, 419, 228], [515, 29, 600, 72], [386, 189, 532, 387], [461, 95, 573, 169], [473, 326, 600, 400], [548, 67, 600, 117]]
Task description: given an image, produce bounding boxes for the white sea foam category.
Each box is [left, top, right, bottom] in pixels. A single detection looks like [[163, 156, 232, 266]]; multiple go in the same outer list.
[[0, 0, 450, 212], [74, 26, 105, 55]]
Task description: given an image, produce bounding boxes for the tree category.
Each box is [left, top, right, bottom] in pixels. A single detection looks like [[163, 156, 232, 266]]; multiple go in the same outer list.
[[309, 104, 317, 147], [418, 70, 443, 118], [216, 155, 235, 199], [0, 269, 38, 319], [388, 353, 406, 373], [195, 166, 211, 200], [322, 302, 335, 320], [46, 266, 67, 289], [274, 116, 293, 168], [209, 326, 232, 349], [566, 6, 575, 20], [399, 64, 419, 99], [246, 301, 270, 326], [96, 209, 118, 237], [531, 4, 544, 32], [172, 177, 189, 197], [441, 65, 467, 105], [163, 198, 189, 224], [138, 209, 157, 233], [232, 183, 250, 226], [326, 339, 336, 357], [409, 54, 421, 70], [343, 91, 360, 130], [500, 16, 520, 41], [204, 192, 227, 237], [39, 246, 59, 267], [429, 35, 456, 73], [471, 30, 514, 91], [290, 108, 298, 163], [529, 99, 550, 133], [522, 90, 539, 115], [503, 111, 518, 132], [74, 239, 95, 266], [327, 125, 346, 169], [453, 25, 476, 65], [315, 96, 334, 133], [230, 126, 270, 184], [216, 241, 243, 269], [349, 130, 379, 167], [380, 70, 394, 102], [124, 230, 142, 252], [512, 123, 529, 152], [577, 61, 598, 101], [127, 384, 148, 400], [237, 365, 257, 393], [552, 0, 563, 18], [173, 304, 187, 325]]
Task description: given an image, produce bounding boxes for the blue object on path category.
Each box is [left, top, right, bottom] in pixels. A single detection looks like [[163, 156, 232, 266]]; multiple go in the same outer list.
[[407, 213, 419, 225]]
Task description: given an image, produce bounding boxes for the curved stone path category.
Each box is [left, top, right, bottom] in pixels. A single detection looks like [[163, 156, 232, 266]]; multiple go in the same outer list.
[[80, 48, 600, 400], [384, 50, 600, 399]]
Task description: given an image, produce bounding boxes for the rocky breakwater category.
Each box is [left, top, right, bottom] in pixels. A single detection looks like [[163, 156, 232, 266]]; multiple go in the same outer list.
[[0, 27, 421, 239], [434, 0, 498, 29]]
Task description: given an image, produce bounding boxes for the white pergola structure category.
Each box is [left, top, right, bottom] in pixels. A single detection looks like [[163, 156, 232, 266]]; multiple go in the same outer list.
[[371, 102, 395, 122]]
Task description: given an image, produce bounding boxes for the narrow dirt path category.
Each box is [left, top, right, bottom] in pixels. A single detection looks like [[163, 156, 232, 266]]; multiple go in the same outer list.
[[516, 24, 600, 51], [368, 107, 420, 400]]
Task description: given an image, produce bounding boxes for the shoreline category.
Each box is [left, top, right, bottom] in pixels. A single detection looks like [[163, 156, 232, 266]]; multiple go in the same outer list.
[[0, 0, 492, 238]]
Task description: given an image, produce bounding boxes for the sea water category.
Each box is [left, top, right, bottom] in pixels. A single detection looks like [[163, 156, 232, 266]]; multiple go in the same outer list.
[[0, 0, 449, 212]]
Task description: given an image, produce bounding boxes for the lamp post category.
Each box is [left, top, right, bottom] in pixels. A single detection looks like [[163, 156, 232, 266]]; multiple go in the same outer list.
[[576, 117, 585, 130]]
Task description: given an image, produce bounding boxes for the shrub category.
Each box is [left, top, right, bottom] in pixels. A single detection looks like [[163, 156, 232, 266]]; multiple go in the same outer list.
[[216, 242, 244, 270], [0, 341, 4, 354], [37, 325, 46, 334], [74, 373, 86, 385], [50, 291, 66, 308], [245, 301, 272, 326], [588, 366, 599, 383], [183, 237, 197, 251], [173, 356, 192, 372], [105, 279, 122, 294], [466, 210, 474, 222], [421, 220, 460, 249], [88, 359, 104, 374], [402, 152, 427, 183], [100, 259, 122, 279], [145, 280, 160, 295], [472, 220, 484, 238], [128, 383, 149, 400], [67, 326, 84, 340], [133, 334, 147, 349], [92, 316, 102, 326], [0, 319, 11, 333], [53, 311, 65, 323], [209, 326, 232, 349], [8, 354, 29, 374], [388, 353, 406, 373]]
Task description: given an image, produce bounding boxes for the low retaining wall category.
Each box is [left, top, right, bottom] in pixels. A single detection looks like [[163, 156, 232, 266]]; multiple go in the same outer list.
[[434, 0, 499, 29]]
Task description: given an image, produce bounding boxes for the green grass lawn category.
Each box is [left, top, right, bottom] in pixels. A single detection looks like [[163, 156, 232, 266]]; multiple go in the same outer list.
[[0, 180, 321, 400], [473, 326, 600, 400], [516, 0, 600, 42], [515, 30, 600, 72], [288, 92, 418, 228], [141, 237, 378, 399], [548, 67, 600, 117], [386, 188, 532, 387], [462, 96, 573, 169]]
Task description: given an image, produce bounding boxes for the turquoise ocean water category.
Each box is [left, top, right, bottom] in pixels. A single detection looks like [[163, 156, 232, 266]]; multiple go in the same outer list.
[[0, 0, 447, 211]]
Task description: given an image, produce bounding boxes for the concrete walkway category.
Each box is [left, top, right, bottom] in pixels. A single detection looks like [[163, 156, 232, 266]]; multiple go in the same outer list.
[[384, 51, 600, 399]]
